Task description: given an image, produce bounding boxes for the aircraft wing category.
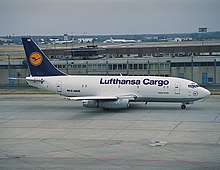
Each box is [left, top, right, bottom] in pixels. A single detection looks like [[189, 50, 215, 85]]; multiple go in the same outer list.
[[66, 96, 118, 100], [65, 94, 137, 101]]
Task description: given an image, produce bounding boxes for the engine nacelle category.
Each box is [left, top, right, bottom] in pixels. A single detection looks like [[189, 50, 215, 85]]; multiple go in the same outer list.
[[82, 100, 98, 108], [99, 99, 130, 109], [82, 99, 130, 109]]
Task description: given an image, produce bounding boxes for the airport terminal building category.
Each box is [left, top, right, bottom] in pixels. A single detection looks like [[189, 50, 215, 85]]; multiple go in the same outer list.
[[0, 43, 220, 86]]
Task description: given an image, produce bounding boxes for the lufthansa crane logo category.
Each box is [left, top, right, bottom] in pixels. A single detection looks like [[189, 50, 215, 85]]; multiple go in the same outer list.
[[29, 52, 43, 66], [193, 91, 198, 96]]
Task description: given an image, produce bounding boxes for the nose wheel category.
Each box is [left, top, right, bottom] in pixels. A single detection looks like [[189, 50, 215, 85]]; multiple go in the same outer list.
[[181, 104, 186, 109]]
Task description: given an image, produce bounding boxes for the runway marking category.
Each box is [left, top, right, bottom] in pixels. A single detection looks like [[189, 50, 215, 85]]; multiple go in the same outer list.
[[11, 155, 75, 160], [163, 121, 182, 140], [179, 160, 209, 165], [7, 155, 210, 166], [13, 155, 33, 159], [213, 112, 220, 122], [137, 159, 164, 164], [94, 157, 118, 161]]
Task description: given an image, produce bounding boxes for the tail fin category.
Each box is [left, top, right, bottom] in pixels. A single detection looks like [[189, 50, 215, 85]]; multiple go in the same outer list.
[[22, 38, 66, 76]]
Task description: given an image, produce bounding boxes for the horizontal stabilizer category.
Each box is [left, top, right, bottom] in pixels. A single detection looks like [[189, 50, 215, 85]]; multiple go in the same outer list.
[[8, 77, 26, 81], [26, 77, 44, 83]]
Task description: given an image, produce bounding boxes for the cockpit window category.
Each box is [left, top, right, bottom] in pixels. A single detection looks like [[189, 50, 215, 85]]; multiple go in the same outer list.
[[188, 84, 199, 88]]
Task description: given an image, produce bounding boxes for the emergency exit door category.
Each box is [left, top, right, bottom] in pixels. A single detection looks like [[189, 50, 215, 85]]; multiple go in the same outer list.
[[175, 82, 181, 94]]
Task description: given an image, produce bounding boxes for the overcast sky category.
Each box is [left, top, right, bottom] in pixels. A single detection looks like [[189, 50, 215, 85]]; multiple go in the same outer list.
[[0, 0, 219, 36]]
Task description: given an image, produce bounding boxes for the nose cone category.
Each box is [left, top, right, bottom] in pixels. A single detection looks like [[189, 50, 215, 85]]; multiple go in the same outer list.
[[202, 88, 211, 98]]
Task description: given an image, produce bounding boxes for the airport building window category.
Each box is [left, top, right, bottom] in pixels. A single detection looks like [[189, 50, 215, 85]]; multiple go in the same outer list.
[[207, 62, 213, 66], [0, 65, 9, 69], [165, 63, 170, 69], [160, 63, 165, 70], [171, 62, 216, 67], [88, 64, 92, 70], [0, 65, 27, 69], [149, 64, 154, 69], [178, 73, 184, 78], [97, 64, 102, 70], [129, 64, 133, 70], [123, 64, 127, 70], [177, 63, 184, 67], [139, 64, 143, 70], [134, 64, 138, 70], [113, 64, 117, 70], [103, 64, 107, 70], [193, 62, 200, 67], [108, 64, 113, 70], [99, 64, 102, 71], [144, 64, 148, 70], [200, 62, 207, 66], [118, 64, 122, 70], [184, 63, 191, 67], [208, 77, 213, 83], [93, 64, 97, 70]]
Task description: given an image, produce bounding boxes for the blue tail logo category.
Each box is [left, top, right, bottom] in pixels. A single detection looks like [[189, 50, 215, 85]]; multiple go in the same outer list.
[[22, 38, 66, 76]]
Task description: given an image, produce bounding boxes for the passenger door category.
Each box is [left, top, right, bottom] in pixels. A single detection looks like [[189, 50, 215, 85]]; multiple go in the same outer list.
[[56, 81, 62, 93]]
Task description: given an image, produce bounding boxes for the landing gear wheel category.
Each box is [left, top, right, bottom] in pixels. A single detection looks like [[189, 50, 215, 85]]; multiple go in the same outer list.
[[181, 104, 186, 109]]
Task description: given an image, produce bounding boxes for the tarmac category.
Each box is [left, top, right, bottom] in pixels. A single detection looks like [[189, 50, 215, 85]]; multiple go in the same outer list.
[[0, 94, 220, 170]]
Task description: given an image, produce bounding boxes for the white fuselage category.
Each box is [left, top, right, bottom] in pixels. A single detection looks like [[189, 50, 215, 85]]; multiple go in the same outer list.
[[26, 75, 210, 103]]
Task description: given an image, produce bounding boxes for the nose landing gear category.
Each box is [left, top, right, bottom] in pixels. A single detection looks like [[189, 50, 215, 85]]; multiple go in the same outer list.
[[181, 104, 186, 109], [181, 101, 193, 109]]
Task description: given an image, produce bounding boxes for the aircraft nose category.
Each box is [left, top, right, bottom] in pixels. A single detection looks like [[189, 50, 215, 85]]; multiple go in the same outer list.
[[202, 88, 211, 98]]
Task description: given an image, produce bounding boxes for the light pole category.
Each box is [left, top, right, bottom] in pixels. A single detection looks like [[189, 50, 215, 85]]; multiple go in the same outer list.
[[7, 54, 11, 85], [191, 55, 194, 81], [64, 34, 68, 49], [157, 48, 160, 75], [198, 27, 207, 55]]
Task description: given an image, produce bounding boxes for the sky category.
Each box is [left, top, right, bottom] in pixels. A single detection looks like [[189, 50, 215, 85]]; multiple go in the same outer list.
[[0, 0, 219, 36]]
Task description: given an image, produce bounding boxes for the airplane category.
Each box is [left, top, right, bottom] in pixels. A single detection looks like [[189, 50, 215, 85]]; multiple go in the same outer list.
[[50, 38, 73, 44], [22, 38, 210, 110], [104, 37, 137, 44]]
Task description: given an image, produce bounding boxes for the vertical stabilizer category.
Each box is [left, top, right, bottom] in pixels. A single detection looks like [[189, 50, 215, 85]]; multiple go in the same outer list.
[[22, 38, 66, 76]]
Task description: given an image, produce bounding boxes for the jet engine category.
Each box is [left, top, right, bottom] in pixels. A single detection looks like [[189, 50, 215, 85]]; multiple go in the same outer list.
[[82, 99, 130, 109], [82, 100, 98, 108]]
